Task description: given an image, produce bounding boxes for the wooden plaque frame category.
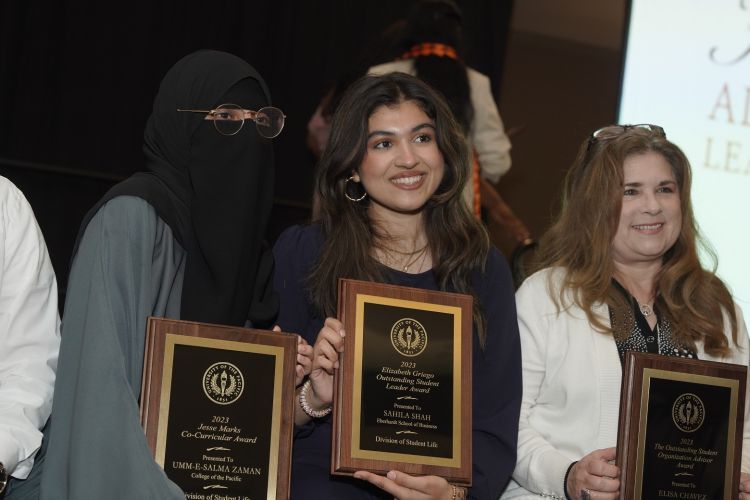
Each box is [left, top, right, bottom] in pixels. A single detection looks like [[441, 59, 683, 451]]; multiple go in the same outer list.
[[140, 317, 296, 500], [331, 278, 473, 485], [617, 351, 746, 500]]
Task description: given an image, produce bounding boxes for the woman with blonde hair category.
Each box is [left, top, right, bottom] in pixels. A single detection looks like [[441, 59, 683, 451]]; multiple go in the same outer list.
[[502, 124, 750, 499]]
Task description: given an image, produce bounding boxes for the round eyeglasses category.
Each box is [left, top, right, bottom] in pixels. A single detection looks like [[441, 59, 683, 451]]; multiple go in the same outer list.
[[177, 103, 286, 138]]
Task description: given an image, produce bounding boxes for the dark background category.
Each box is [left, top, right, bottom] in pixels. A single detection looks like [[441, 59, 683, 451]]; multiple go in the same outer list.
[[0, 0, 514, 293]]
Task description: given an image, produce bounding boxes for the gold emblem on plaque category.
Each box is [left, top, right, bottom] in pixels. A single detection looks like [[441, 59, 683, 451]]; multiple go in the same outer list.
[[672, 393, 705, 432], [391, 318, 427, 357], [203, 362, 244, 405]]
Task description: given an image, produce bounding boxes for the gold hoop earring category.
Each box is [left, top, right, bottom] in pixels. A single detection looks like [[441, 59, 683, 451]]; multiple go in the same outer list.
[[344, 176, 367, 202]]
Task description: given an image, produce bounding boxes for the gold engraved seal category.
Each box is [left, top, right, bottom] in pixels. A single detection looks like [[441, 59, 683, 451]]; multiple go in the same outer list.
[[391, 318, 427, 357], [203, 362, 245, 405], [672, 393, 705, 433]]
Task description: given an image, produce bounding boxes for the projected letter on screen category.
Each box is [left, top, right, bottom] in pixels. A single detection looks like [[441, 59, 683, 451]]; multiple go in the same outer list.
[[619, 1, 750, 314]]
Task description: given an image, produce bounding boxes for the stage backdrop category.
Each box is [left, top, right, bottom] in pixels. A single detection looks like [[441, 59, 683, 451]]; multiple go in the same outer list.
[[619, 0, 750, 315]]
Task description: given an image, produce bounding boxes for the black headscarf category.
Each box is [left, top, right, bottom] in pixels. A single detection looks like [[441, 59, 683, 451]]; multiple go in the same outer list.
[[75, 50, 278, 327]]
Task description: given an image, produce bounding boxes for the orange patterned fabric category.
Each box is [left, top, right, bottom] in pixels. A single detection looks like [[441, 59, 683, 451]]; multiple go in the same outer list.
[[398, 43, 459, 61], [472, 149, 481, 218]]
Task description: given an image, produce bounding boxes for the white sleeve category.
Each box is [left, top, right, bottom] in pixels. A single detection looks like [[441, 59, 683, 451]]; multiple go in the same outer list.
[[0, 178, 60, 479], [512, 273, 573, 498], [469, 69, 512, 183]]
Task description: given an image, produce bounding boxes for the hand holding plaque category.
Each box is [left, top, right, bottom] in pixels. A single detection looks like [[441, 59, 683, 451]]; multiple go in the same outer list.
[[565, 447, 620, 499], [331, 279, 473, 485], [310, 317, 348, 409]]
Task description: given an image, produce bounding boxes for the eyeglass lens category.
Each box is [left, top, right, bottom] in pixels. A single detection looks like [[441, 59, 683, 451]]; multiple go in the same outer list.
[[211, 104, 285, 138], [211, 104, 245, 136], [255, 107, 285, 139]]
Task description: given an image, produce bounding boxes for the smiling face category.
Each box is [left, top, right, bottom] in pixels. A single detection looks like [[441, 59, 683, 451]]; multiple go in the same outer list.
[[611, 151, 682, 268], [354, 99, 445, 219]]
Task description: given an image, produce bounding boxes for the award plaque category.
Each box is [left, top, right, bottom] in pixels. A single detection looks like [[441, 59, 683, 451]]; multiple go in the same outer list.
[[331, 278, 473, 485], [140, 317, 297, 500], [617, 351, 747, 500]]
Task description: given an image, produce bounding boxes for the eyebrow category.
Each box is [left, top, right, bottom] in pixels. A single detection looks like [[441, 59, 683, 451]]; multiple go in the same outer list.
[[367, 122, 436, 141], [623, 180, 678, 187]]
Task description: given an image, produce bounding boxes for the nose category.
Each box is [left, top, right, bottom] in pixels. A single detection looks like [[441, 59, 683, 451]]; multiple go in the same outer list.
[[642, 190, 662, 215], [395, 142, 418, 168]]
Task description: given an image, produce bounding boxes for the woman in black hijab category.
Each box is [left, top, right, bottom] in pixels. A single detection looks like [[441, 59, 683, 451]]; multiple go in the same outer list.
[[40, 50, 289, 499]]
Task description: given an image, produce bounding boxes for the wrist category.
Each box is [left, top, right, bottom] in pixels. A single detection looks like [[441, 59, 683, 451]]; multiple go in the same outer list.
[[450, 484, 467, 500], [299, 379, 332, 418], [563, 461, 577, 500]]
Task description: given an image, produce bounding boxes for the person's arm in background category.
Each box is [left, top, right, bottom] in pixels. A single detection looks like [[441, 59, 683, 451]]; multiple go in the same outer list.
[[0, 178, 59, 481], [468, 69, 511, 184], [468, 70, 531, 244]]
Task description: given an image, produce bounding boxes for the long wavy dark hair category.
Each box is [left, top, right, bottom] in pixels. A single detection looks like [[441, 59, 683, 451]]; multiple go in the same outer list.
[[536, 126, 738, 355], [309, 72, 491, 345]]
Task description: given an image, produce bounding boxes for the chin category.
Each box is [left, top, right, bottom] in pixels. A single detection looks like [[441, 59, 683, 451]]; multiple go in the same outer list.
[[635, 251, 670, 262]]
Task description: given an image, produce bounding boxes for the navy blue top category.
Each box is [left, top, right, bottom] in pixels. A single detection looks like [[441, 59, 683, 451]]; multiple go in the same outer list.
[[273, 224, 522, 500]]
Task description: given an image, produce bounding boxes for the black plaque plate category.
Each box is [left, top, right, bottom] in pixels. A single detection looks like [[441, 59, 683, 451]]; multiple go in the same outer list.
[[331, 279, 473, 485], [140, 317, 296, 500], [617, 352, 746, 500]]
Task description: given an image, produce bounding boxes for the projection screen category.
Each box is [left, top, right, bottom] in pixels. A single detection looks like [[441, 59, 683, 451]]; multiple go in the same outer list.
[[618, 0, 750, 315]]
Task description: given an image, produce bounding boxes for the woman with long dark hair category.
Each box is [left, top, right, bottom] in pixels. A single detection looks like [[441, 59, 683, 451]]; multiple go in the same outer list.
[[274, 72, 521, 499]]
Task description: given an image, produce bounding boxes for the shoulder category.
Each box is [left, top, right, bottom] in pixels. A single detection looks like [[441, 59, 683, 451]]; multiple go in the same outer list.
[[516, 267, 566, 306], [273, 224, 324, 270], [471, 247, 513, 299], [274, 224, 323, 253], [0, 177, 45, 251], [91, 195, 161, 226], [368, 60, 414, 76], [465, 67, 494, 102], [466, 66, 491, 88], [483, 247, 511, 280], [0, 175, 20, 198], [78, 196, 168, 255], [0, 176, 31, 218]]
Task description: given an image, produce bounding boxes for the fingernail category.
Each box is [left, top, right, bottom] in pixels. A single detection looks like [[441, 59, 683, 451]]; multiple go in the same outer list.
[[353, 472, 363, 479], [387, 470, 396, 480]]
